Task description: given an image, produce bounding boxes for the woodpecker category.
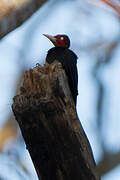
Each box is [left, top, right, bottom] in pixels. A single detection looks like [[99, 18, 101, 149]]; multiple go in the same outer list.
[[44, 34, 78, 105]]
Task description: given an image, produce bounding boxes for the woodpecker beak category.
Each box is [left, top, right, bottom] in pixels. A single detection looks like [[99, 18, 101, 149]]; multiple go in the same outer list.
[[43, 34, 57, 46]]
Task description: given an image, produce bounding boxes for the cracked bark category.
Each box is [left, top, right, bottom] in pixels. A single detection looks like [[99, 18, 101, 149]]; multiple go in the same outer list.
[[12, 61, 100, 180]]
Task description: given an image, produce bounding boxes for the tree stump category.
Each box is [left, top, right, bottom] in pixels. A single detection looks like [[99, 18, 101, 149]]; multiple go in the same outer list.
[[12, 61, 100, 180]]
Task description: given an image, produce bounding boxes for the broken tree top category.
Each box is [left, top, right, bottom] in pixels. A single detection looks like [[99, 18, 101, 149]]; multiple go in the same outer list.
[[12, 61, 100, 180], [19, 61, 75, 107]]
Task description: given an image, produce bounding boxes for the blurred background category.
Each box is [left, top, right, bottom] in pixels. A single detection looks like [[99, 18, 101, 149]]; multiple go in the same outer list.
[[0, 0, 120, 179]]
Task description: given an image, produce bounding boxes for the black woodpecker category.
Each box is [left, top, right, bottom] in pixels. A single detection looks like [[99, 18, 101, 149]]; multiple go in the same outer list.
[[43, 34, 78, 105]]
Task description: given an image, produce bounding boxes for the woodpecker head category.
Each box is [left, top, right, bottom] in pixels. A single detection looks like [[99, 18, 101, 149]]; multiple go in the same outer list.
[[43, 34, 70, 48]]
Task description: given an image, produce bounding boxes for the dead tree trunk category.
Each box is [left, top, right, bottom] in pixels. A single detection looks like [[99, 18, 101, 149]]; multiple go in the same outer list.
[[12, 61, 100, 180]]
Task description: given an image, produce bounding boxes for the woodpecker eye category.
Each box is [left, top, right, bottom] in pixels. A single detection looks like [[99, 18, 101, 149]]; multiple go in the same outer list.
[[60, 37, 64, 40]]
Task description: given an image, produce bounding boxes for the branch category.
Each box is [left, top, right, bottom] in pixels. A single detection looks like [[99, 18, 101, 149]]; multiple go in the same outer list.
[[0, 69, 24, 151], [97, 152, 120, 176], [12, 62, 100, 180], [0, 0, 48, 39], [101, 0, 120, 14]]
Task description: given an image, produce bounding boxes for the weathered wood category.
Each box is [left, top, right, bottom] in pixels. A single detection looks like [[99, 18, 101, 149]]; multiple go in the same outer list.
[[12, 61, 100, 180]]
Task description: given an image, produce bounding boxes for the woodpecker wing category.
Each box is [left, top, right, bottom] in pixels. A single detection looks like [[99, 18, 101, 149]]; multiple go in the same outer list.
[[46, 47, 78, 105], [63, 49, 78, 104]]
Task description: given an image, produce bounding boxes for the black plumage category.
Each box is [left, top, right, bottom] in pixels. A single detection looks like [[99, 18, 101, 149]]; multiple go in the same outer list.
[[46, 47, 78, 105]]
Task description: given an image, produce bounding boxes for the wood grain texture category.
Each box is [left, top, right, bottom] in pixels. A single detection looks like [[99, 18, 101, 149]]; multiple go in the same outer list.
[[12, 61, 100, 180]]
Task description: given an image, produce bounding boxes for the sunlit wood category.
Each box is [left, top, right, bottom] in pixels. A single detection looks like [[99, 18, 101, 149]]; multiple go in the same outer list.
[[101, 0, 120, 14], [0, 0, 48, 39]]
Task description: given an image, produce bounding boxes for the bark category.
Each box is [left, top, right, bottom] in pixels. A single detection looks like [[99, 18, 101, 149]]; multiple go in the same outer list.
[[0, 0, 48, 39], [12, 61, 100, 180]]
